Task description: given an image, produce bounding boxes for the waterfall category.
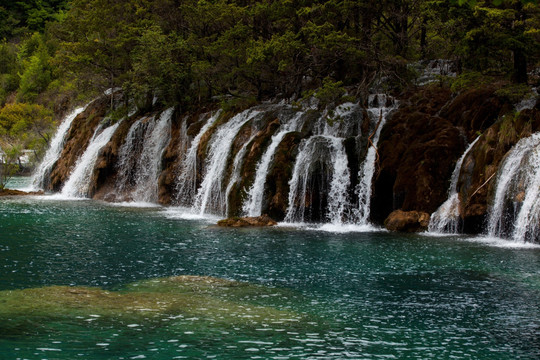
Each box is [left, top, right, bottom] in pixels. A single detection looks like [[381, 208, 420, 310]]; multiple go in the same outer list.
[[242, 112, 304, 217], [60, 122, 120, 198], [193, 109, 261, 215], [31, 106, 86, 190], [115, 108, 173, 203], [284, 135, 350, 223], [225, 132, 259, 216], [175, 111, 221, 206], [428, 137, 480, 234], [354, 94, 397, 225], [487, 133, 540, 242]]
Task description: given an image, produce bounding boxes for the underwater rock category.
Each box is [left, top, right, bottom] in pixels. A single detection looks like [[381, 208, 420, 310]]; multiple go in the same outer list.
[[217, 215, 278, 227], [384, 210, 430, 232], [0, 275, 303, 337]]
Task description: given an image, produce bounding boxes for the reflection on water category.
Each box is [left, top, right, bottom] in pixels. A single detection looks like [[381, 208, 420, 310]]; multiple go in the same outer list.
[[0, 197, 539, 359]]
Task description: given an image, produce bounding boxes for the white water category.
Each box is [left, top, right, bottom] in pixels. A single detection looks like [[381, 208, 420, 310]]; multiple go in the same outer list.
[[193, 109, 261, 215], [175, 111, 221, 206], [30, 106, 86, 190], [116, 108, 173, 202], [486, 132, 540, 242], [243, 112, 304, 216], [60, 122, 120, 198], [428, 137, 480, 234], [354, 94, 397, 225], [225, 133, 258, 217], [284, 135, 350, 223]]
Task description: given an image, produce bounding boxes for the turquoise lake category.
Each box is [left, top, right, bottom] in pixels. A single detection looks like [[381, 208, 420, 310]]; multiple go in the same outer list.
[[0, 189, 539, 359]]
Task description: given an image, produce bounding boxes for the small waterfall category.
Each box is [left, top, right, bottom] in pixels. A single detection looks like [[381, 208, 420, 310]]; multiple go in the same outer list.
[[115, 108, 173, 202], [60, 122, 120, 198], [175, 111, 221, 206], [193, 109, 261, 215], [428, 137, 480, 233], [225, 131, 260, 216], [243, 112, 304, 217], [354, 94, 397, 225], [31, 106, 86, 190], [487, 133, 540, 242], [284, 135, 350, 223]]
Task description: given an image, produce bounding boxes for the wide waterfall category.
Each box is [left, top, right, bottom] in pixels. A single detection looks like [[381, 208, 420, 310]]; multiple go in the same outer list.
[[31, 106, 86, 190], [193, 109, 261, 215], [60, 122, 120, 198], [243, 112, 304, 217], [115, 108, 173, 203], [486, 132, 540, 242], [428, 137, 480, 234], [175, 111, 221, 207]]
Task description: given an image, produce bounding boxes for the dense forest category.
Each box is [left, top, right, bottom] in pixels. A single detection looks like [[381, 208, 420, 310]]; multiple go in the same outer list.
[[0, 0, 539, 183]]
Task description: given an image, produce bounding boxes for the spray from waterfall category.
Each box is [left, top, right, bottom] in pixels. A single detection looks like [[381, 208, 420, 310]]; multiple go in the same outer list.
[[428, 137, 480, 234], [31, 106, 86, 191], [60, 122, 120, 198]]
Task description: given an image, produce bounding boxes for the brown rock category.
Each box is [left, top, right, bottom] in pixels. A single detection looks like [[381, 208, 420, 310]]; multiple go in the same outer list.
[[0, 189, 44, 196], [384, 210, 430, 233], [217, 214, 278, 227]]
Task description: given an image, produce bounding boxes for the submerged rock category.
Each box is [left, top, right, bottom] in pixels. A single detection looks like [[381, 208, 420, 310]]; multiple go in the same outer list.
[[384, 210, 430, 232], [0, 275, 304, 337], [217, 214, 278, 227]]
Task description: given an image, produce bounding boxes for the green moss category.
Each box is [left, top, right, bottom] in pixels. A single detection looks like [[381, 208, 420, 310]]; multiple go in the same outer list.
[[0, 276, 306, 336]]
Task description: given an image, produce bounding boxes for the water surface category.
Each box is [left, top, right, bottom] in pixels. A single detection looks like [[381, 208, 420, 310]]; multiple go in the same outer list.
[[0, 196, 539, 359]]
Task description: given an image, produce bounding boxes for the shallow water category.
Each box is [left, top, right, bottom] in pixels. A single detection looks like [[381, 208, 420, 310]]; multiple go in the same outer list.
[[0, 195, 539, 359]]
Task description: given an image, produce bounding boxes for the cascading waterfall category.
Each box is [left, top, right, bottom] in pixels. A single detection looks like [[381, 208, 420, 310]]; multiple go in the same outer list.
[[193, 109, 261, 215], [284, 135, 351, 223], [175, 111, 221, 206], [60, 122, 120, 198], [428, 137, 480, 233], [487, 132, 540, 242], [31, 106, 86, 190], [115, 108, 173, 202], [242, 112, 304, 217], [224, 129, 262, 216], [354, 94, 397, 225]]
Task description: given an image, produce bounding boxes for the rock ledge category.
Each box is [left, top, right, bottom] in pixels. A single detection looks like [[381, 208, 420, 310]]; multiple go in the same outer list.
[[217, 215, 278, 227]]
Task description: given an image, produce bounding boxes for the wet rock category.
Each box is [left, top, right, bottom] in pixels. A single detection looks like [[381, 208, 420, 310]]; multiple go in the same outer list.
[[0, 189, 44, 196], [384, 210, 430, 232], [217, 214, 278, 227]]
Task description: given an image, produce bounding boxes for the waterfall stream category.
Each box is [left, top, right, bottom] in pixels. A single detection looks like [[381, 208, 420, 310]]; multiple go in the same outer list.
[[243, 112, 304, 217], [354, 94, 397, 225], [428, 137, 480, 234], [175, 111, 221, 206], [487, 132, 540, 242], [60, 122, 120, 198], [193, 109, 261, 215], [31, 106, 86, 190], [115, 108, 173, 203]]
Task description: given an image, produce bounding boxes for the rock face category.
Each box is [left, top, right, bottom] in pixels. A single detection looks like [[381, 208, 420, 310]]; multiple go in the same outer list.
[[217, 215, 278, 227], [384, 210, 430, 232]]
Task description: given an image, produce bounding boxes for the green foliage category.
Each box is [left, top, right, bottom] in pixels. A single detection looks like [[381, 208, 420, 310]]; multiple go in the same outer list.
[[450, 71, 491, 93], [495, 83, 534, 102], [0, 102, 55, 154]]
